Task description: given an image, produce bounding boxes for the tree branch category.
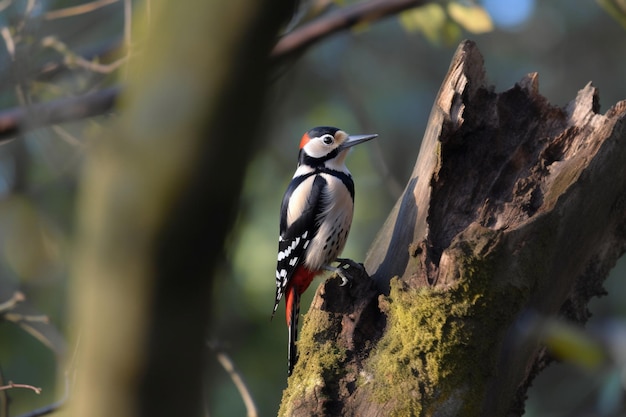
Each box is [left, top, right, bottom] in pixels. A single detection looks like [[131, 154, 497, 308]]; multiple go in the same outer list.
[[272, 0, 425, 58], [14, 371, 71, 417], [209, 343, 259, 417], [0, 382, 42, 395], [0, 0, 425, 139], [0, 87, 118, 142]]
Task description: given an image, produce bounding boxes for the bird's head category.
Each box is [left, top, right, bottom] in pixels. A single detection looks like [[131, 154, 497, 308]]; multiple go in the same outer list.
[[298, 126, 377, 169]]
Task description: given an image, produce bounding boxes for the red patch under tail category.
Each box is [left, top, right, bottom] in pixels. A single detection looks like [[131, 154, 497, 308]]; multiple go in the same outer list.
[[285, 266, 318, 375]]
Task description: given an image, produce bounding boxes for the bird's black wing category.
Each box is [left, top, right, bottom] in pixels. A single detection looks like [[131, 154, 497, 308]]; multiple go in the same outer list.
[[272, 173, 327, 317]]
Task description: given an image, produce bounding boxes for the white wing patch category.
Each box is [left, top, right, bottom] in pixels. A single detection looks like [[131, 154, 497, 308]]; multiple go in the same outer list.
[[272, 231, 310, 315], [277, 236, 301, 261]]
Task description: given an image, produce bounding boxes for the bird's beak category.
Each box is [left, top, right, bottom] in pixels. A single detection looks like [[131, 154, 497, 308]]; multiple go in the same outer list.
[[339, 133, 378, 150]]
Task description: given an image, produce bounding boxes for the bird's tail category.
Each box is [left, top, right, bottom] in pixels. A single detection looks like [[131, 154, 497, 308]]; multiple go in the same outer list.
[[286, 284, 300, 376]]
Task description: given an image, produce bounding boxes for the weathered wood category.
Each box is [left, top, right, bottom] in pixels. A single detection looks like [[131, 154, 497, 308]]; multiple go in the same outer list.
[[279, 40, 626, 416]]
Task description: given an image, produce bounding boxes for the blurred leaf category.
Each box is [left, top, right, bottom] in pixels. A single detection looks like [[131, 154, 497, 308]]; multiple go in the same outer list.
[[441, 19, 463, 46], [400, 4, 446, 36], [597, 0, 626, 29], [447, 2, 494, 34], [400, 4, 461, 46], [541, 319, 606, 370]]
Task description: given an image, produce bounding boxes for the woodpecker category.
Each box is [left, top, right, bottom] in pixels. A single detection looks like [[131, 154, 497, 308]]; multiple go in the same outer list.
[[272, 126, 377, 376]]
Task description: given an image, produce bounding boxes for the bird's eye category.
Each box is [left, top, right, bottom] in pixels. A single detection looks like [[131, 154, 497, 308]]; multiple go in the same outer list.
[[322, 135, 334, 145]]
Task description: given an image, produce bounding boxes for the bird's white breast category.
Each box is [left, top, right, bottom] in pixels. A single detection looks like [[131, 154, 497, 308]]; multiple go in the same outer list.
[[304, 173, 354, 270]]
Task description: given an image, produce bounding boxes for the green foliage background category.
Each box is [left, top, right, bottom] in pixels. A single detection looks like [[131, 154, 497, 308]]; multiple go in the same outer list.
[[0, 0, 624, 416]]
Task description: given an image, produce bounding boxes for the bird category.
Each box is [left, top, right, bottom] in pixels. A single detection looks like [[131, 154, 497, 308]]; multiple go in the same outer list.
[[272, 126, 378, 376]]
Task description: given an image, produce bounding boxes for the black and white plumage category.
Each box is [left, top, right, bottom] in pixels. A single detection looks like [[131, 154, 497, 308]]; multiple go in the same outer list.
[[272, 126, 377, 376]]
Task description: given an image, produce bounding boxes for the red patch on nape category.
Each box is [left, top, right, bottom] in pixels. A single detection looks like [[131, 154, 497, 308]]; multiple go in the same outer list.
[[299, 133, 311, 149]]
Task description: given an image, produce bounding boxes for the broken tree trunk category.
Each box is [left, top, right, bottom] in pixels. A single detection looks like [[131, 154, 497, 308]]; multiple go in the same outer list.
[[278, 40, 626, 417]]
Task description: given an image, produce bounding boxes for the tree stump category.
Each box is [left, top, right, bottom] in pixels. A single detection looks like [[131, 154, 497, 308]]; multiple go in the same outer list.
[[279, 40, 626, 417]]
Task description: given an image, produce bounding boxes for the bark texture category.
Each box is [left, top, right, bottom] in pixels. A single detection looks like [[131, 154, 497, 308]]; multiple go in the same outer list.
[[279, 40, 626, 416]]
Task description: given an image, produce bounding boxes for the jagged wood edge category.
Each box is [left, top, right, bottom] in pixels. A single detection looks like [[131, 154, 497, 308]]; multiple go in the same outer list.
[[280, 40, 626, 416]]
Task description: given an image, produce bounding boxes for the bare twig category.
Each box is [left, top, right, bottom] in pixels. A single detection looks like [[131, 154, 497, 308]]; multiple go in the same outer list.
[[0, 291, 26, 313], [0, 0, 425, 138], [272, 0, 425, 58], [44, 0, 119, 20], [14, 371, 71, 417], [3, 313, 49, 323], [15, 336, 80, 417], [41, 36, 127, 73], [0, 382, 42, 395], [209, 343, 258, 417], [34, 37, 123, 83]]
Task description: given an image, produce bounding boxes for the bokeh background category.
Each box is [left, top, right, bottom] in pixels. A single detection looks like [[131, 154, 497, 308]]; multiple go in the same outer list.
[[0, 0, 624, 416]]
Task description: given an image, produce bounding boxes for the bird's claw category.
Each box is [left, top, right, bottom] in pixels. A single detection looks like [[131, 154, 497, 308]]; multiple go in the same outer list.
[[338, 271, 349, 287], [335, 258, 364, 273], [324, 258, 365, 287]]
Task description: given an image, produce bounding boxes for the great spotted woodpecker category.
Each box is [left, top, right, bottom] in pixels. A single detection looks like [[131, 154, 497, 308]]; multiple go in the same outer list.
[[272, 126, 377, 376]]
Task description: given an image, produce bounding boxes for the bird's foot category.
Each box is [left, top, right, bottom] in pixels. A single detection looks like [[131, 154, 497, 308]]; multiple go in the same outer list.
[[324, 258, 365, 286], [323, 264, 350, 286], [335, 258, 365, 273]]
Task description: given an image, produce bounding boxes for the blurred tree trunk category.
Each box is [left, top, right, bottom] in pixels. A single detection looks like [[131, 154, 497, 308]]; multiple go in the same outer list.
[[280, 40, 626, 416], [68, 2, 293, 417]]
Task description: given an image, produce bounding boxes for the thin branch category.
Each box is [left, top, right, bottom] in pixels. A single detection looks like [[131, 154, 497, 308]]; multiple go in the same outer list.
[[272, 0, 425, 58], [15, 336, 81, 417], [44, 0, 119, 20], [3, 313, 49, 323], [209, 343, 258, 417], [34, 37, 123, 83], [0, 87, 118, 141], [14, 371, 71, 417], [41, 36, 128, 74], [0, 291, 25, 313], [0, 382, 42, 395], [0, 0, 425, 139]]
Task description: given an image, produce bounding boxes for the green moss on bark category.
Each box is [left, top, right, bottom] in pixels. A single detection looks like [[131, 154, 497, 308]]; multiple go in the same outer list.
[[365, 231, 529, 416], [278, 307, 347, 416]]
